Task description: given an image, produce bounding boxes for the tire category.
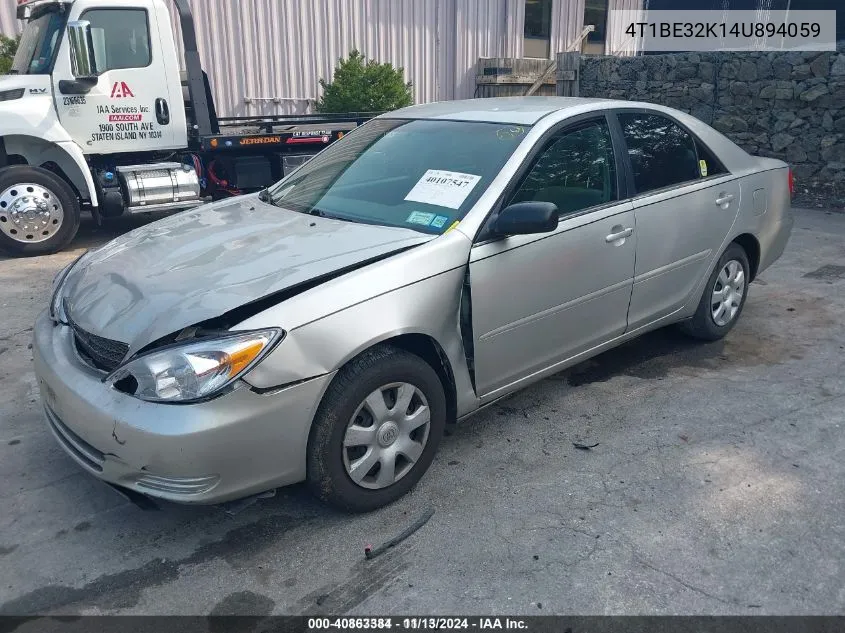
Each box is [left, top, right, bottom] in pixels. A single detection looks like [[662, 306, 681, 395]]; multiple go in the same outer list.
[[307, 345, 447, 512], [680, 242, 750, 341], [0, 165, 81, 256]]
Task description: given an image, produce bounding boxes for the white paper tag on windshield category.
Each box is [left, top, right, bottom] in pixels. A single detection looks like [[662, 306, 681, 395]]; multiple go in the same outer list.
[[404, 169, 482, 210]]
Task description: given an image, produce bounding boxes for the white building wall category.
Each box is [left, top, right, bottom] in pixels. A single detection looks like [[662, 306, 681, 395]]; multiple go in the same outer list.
[[165, 0, 528, 117], [2, 0, 639, 117], [2, 0, 528, 115], [0, 0, 20, 36], [550, 0, 586, 53], [606, 0, 644, 55]]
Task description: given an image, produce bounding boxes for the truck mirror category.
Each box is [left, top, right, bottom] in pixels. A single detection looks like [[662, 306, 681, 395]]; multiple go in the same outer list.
[[67, 20, 99, 80]]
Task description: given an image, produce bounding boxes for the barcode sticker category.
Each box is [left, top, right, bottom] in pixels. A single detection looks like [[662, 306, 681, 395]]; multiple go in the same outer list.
[[404, 169, 482, 210]]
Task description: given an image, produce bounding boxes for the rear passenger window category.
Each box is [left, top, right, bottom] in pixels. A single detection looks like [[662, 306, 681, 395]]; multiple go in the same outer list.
[[618, 113, 700, 194], [510, 118, 617, 218]]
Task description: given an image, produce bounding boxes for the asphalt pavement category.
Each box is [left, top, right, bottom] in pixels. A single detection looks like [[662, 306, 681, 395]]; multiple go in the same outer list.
[[1, 208, 843, 615]]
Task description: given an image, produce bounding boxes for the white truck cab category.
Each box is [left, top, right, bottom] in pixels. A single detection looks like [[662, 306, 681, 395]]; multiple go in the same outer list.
[[0, 0, 371, 255]]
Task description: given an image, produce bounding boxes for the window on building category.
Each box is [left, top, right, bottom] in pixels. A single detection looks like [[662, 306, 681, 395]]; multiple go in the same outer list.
[[509, 119, 618, 217], [81, 9, 151, 71], [524, 0, 553, 58], [582, 0, 609, 55], [617, 113, 702, 194]]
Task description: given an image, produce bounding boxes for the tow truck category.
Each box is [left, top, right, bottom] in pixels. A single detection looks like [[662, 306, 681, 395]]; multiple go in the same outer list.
[[0, 0, 375, 255]]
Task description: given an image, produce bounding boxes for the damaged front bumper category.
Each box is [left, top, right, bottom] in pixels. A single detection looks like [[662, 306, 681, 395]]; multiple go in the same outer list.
[[32, 310, 335, 505]]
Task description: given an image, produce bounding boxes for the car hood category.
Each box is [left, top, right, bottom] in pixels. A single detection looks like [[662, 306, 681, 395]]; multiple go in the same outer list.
[[62, 195, 433, 353]]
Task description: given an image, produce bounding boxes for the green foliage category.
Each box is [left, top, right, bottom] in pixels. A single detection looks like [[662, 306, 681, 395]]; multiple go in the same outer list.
[[316, 50, 413, 113], [0, 34, 20, 75]]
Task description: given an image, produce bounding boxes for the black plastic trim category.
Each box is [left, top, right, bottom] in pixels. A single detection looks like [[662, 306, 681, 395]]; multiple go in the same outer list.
[[58, 78, 97, 95]]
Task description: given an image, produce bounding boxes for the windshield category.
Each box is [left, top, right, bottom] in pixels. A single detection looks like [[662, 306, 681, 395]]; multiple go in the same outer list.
[[266, 118, 530, 234], [11, 7, 66, 75]]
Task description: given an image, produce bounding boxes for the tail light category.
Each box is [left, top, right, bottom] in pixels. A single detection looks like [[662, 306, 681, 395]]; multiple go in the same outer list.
[[788, 167, 794, 198]]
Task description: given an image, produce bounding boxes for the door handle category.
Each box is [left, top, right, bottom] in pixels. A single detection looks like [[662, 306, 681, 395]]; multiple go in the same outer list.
[[715, 193, 735, 206], [605, 227, 634, 243], [155, 98, 170, 125]]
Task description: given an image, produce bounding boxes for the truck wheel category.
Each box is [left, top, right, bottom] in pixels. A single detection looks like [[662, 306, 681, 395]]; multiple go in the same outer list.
[[0, 166, 81, 256], [307, 345, 446, 512]]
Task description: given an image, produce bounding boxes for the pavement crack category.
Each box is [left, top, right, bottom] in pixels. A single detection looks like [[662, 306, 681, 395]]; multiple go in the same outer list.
[[635, 557, 736, 607], [0, 327, 34, 342]]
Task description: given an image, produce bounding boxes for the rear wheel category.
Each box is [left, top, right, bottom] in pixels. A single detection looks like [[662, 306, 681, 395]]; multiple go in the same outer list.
[[307, 345, 446, 512], [0, 166, 81, 256], [680, 242, 750, 341]]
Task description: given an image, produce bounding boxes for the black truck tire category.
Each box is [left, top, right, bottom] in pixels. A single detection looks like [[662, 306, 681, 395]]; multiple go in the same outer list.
[[0, 165, 81, 256]]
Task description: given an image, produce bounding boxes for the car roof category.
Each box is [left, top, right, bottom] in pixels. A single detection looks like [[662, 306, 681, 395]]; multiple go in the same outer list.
[[381, 97, 618, 125]]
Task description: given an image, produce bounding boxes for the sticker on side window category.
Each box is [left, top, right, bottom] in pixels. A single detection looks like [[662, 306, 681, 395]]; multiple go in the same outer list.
[[404, 169, 482, 210], [699, 160, 708, 177]]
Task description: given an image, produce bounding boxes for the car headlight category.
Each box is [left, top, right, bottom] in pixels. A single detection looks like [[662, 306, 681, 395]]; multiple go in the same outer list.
[[50, 251, 89, 323], [105, 329, 282, 403]]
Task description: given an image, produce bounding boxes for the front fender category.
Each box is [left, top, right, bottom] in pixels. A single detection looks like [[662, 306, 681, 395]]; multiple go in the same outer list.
[[1, 135, 97, 206], [240, 266, 477, 417]]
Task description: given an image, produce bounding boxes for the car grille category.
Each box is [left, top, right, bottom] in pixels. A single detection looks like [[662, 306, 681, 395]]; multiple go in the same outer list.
[[67, 309, 129, 372]]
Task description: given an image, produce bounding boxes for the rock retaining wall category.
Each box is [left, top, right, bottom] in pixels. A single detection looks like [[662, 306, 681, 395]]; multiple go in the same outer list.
[[580, 45, 845, 208]]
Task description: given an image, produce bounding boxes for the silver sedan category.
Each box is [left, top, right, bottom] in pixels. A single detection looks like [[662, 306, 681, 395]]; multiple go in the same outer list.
[[34, 97, 793, 511]]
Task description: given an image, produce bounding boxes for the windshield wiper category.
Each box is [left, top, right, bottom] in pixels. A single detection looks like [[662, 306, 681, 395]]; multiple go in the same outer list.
[[257, 188, 272, 204], [309, 208, 366, 224], [7, 70, 19, 75]]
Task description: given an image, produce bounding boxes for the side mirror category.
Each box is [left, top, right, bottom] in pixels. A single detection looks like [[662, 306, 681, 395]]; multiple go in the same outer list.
[[67, 20, 99, 81], [492, 202, 559, 236]]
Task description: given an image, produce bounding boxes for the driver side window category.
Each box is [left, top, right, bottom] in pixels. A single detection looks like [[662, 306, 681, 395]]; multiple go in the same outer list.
[[510, 118, 618, 218], [82, 9, 151, 72]]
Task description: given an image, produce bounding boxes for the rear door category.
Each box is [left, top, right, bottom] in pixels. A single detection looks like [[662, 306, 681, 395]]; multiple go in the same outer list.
[[469, 115, 635, 398], [614, 111, 741, 330]]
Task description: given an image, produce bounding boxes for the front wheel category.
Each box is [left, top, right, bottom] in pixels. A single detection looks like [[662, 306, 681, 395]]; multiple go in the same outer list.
[[0, 166, 81, 256], [680, 242, 750, 341], [307, 345, 446, 512]]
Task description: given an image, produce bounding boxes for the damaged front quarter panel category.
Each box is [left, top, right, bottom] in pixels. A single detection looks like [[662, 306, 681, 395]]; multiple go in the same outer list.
[[233, 229, 479, 419]]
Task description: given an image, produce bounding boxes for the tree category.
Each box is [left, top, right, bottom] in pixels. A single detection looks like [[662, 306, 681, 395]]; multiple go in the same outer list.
[[0, 34, 20, 75], [316, 50, 413, 113]]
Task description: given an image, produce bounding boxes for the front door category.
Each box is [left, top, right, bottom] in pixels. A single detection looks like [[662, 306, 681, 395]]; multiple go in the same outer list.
[[469, 117, 636, 398], [615, 111, 742, 329], [52, 1, 184, 152]]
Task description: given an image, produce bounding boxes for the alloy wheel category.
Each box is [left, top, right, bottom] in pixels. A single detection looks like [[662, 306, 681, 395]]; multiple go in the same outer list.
[[0, 183, 65, 244]]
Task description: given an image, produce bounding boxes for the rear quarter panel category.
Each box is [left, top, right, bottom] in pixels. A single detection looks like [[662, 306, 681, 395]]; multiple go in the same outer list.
[[732, 158, 793, 276]]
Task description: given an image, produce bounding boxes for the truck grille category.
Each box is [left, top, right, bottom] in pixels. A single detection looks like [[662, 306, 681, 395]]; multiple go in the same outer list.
[[67, 311, 129, 372]]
